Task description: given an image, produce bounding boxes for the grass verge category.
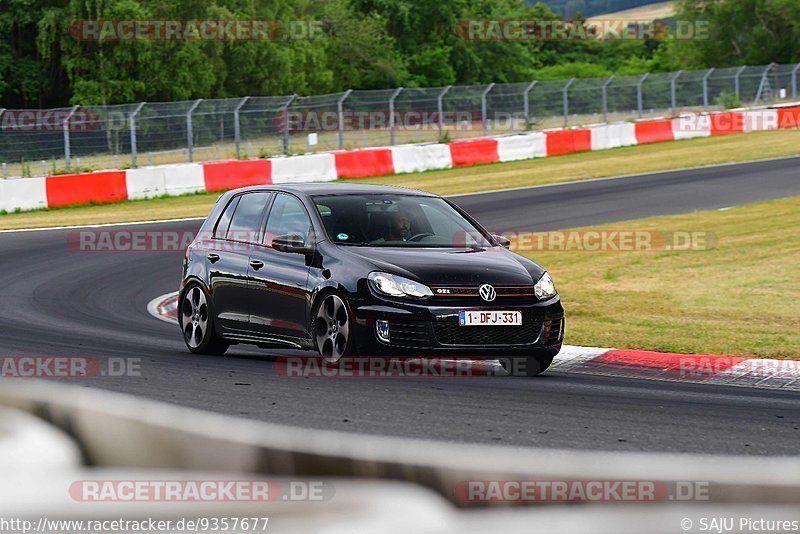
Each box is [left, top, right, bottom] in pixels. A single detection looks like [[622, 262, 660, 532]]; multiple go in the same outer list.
[[1, 128, 800, 230], [526, 196, 800, 358]]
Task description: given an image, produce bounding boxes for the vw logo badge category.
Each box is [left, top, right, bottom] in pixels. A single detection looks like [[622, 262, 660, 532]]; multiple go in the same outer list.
[[478, 284, 496, 302]]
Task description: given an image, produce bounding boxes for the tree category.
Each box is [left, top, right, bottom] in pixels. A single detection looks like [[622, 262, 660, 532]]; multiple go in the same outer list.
[[670, 0, 800, 67]]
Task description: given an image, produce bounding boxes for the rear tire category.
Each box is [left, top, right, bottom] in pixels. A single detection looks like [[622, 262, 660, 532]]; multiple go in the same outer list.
[[499, 345, 560, 377], [179, 283, 229, 355]]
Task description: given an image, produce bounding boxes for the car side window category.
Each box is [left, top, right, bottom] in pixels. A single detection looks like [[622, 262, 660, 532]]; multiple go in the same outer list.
[[265, 194, 312, 245], [227, 192, 271, 243], [213, 196, 240, 239]]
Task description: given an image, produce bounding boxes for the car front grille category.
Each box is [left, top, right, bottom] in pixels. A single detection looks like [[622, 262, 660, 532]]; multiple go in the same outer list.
[[430, 286, 536, 300], [433, 320, 543, 346]]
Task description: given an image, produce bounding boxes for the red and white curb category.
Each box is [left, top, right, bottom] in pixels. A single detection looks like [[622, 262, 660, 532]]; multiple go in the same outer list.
[[146, 291, 179, 325], [149, 292, 800, 389], [552, 346, 800, 391]]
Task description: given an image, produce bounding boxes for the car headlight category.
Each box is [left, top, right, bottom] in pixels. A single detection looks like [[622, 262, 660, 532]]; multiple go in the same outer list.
[[368, 272, 433, 299], [534, 272, 557, 300]]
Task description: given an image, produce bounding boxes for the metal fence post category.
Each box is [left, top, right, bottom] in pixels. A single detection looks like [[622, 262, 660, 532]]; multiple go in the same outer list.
[[734, 66, 747, 99], [754, 63, 775, 104], [186, 99, 202, 162], [129, 102, 146, 168], [0, 109, 4, 178], [702, 68, 715, 109], [790, 63, 800, 99], [601, 76, 614, 122], [481, 83, 495, 134], [636, 73, 649, 118], [791, 63, 800, 99], [337, 90, 353, 150], [279, 94, 297, 153], [233, 96, 250, 158], [437, 86, 453, 138], [562, 78, 575, 127], [63, 105, 80, 170], [670, 70, 682, 113], [523, 81, 537, 122], [388, 88, 403, 145]]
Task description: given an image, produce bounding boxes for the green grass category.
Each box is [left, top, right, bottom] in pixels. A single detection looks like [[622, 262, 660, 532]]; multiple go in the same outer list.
[[526, 196, 800, 358], [1, 128, 799, 231]]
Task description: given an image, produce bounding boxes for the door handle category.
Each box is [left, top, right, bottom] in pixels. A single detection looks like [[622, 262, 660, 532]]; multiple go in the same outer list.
[[250, 260, 265, 271], [207, 253, 220, 263]]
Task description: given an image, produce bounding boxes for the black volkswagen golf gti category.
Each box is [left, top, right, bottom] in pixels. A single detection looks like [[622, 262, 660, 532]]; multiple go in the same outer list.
[[179, 183, 564, 376]]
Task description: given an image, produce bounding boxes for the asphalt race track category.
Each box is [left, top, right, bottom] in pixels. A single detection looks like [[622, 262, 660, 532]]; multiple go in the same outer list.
[[2, 157, 800, 455]]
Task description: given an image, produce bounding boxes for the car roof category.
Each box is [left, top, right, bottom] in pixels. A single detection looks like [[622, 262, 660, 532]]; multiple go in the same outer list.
[[225, 182, 438, 198]]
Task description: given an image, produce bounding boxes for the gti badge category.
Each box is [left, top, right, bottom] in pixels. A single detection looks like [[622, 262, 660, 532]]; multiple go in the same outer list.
[[478, 283, 496, 302]]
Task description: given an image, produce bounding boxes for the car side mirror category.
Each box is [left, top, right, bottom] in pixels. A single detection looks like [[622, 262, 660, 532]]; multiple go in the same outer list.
[[272, 233, 311, 254], [492, 234, 511, 249]]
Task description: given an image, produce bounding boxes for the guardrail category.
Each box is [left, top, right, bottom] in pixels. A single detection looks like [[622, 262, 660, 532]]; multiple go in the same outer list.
[[2, 380, 800, 504]]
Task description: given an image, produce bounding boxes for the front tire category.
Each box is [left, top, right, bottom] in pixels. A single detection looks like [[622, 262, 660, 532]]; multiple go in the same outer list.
[[179, 284, 229, 355], [312, 292, 355, 365], [499, 345, 560, 377]]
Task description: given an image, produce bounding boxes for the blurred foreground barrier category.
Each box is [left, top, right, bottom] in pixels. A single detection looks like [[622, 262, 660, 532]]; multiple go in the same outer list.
[[2, 381, 800, 533], [1, 380, 800, 507]]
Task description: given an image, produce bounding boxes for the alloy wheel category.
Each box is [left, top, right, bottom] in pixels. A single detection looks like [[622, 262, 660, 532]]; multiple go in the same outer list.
[[181, 286, 208, 349], [315, 294, 350, 364]]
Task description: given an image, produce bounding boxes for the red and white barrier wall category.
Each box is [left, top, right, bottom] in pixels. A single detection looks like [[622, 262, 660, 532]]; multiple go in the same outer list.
[[2, 105, 799, 213]]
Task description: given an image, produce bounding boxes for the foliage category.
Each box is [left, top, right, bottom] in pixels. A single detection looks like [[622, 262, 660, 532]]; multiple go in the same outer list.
[[717, 91, 742, 110], [669, 0, 800, 68], [0, 0, 798, 108]]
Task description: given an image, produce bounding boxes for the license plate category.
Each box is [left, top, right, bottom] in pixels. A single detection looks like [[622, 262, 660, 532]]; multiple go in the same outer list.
[[458, 310, 522, 326]]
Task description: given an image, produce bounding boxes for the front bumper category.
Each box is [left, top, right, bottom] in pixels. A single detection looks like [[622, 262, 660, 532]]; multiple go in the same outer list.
[[351, 295, 565, 358]]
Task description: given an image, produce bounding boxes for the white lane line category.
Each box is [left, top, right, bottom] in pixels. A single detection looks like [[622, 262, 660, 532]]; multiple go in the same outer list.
[[0, 217, 205, 234]]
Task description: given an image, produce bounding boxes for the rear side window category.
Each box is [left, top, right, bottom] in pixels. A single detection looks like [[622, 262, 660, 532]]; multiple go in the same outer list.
[[265, 194, 312, 243], [227, 192, 271, 243], [213, 196, 240, 239]]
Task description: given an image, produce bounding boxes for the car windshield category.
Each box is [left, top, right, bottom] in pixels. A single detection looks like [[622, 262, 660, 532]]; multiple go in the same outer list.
[[312, 194, 494, 248]]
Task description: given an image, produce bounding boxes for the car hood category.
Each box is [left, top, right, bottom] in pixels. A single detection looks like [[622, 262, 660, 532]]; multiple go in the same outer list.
[[344, 246, 545, 286]]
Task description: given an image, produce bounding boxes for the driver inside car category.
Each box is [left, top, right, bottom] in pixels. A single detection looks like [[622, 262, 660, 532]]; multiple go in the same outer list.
[[376, 210, 413, 242]]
